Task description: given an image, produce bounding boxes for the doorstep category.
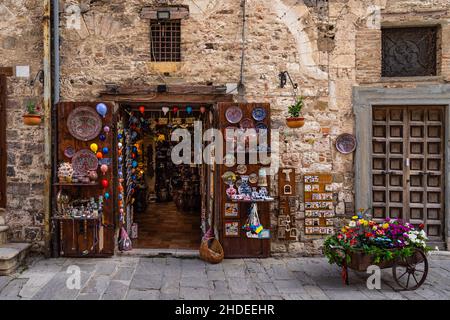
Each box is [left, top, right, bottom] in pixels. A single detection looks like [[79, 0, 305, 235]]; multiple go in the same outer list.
[[116, 248, 199, 258]]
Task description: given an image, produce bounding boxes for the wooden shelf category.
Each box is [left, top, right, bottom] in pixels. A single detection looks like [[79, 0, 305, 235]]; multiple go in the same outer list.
[[52, 216, 101, 221], [54, 183, 99, 186], [229, 199, 275, 203]]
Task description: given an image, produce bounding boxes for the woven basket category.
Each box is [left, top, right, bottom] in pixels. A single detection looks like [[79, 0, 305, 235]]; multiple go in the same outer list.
[[199, 238, 224, 264]]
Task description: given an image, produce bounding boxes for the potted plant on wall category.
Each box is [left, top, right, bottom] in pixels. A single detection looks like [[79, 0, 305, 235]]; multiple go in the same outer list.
[[23, 100, 42, 126], [286, 96, 305, 128]]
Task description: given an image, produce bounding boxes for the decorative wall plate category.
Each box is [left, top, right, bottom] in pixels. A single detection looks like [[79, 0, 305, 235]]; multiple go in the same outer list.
[[225, 106, 243, 124], [221, 171, 236, 184], [249, 173, 258, 184], [72, 149, 99, 175], [255, 122, 268, 133], [335, 133, 357, 154], [67, 107, 102, 141], [252, 107, 266, 121], [64, 146, 75, 158], [236, 164, 247, 175], [240, 118, 255, 129], [224, 154, 236, 167]]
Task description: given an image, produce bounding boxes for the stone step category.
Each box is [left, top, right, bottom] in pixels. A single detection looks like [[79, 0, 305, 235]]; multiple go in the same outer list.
[[0, 226, 8, 245], [0, 243, 31, 276]]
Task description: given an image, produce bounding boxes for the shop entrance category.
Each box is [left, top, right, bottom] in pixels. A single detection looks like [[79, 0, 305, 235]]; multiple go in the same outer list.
[[117, 104, 213, 250]]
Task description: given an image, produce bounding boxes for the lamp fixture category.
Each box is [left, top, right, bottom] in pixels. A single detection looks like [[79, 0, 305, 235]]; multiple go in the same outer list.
[[279, 71, 298, 90]]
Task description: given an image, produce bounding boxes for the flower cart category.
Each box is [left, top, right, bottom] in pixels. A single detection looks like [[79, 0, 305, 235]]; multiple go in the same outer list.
[[324, 212, 429, 291]]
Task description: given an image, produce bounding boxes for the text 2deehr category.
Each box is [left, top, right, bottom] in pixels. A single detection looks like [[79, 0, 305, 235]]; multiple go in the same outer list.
[[175, 304, 275, 317]]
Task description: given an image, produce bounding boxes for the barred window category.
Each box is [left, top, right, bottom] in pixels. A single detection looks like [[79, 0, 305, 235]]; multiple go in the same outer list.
[[150, 20, 181, 62], [382, 27, 438, 77]]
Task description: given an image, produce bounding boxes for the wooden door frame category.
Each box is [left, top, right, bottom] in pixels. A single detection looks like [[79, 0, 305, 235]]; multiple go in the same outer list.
[[353, 85, 450, 249], [0, 68, 12, 208]]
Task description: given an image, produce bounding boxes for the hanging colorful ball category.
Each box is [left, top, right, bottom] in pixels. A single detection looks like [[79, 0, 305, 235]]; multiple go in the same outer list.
[[99, 134, 106, 142], [118, 194, 123, 200], [173, 107, 179, 113], [132, 146, 138, 153], [104, 192, 110, 200], [118, 156, 123, 162], [132, 160, 138, 168], [200, 106, 206, 114], [162, 107, 169, 115], [139, 106, 145, 114], [90, 143, 98, 153], [118, 133, 123, 140], [186, 106, 193, 114], [118, 142, 123, 149], [96, 103, 108, 118], [101, 179, 109, 188], [102, 147, 109, 154], [100, 164, 108, 175], [104, 126, 110, 134], [96, 152, 103, 159], [118, 185, 124, 192]]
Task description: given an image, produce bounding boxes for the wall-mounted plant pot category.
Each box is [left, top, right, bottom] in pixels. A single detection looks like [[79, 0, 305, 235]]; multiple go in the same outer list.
[[286, 117, 305, 128], [23, 114, 42, 126]]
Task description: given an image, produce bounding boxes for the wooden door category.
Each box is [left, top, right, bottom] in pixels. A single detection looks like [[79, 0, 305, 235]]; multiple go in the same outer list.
[[372, 106, 445, 244], [0, 75, 6, 208], [54, 102, 115, 257], [217, 102, 271, 258]]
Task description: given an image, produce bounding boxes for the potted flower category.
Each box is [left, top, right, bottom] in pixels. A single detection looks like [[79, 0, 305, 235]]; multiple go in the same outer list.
[[286, 96, 305, 128], [23, 100, 42, 125]]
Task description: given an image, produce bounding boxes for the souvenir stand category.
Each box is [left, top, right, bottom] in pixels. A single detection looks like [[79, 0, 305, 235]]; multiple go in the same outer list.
[[52, 102, 115, 257], [217, 103, 273, 258]]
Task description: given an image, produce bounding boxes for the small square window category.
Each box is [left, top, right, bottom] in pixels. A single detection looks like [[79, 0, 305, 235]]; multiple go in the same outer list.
[[382, 27, 437, 77], [150, 20, 181, 62]]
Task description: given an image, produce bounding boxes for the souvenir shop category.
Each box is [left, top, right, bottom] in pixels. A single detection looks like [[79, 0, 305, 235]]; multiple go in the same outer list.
[[52, 101, 275, 258]]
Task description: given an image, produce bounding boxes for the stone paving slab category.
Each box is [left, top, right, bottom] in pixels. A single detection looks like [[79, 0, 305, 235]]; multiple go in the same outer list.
[[0, 255, 449, 300]]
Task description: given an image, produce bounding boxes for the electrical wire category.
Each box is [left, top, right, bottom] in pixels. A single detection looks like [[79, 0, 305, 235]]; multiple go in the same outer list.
[[239, 0, 247, 92]]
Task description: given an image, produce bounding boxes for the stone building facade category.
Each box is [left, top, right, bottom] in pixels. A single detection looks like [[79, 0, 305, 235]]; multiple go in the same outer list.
[[1, 0, 450, 255]]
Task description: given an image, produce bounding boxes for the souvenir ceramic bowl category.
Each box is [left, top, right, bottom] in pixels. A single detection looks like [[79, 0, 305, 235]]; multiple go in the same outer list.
[[335, 133, 357, 154], [225, 106, 243, 124], [252, 107, 266, 121]]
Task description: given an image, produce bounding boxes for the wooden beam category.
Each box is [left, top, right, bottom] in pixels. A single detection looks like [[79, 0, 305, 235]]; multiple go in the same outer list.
[[99, 84, 228, 96], [0, 67, 13, 77], [99, 93, 233, 104]]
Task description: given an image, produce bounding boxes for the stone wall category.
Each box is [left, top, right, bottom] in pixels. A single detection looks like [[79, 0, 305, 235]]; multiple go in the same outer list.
[[0, 0, 45, 248], [2, 0, 450, 255], [56, 0, 450, 256]]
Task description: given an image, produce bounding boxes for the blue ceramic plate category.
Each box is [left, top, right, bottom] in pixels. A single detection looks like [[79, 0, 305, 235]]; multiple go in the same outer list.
[[252, 107, 266, 121]]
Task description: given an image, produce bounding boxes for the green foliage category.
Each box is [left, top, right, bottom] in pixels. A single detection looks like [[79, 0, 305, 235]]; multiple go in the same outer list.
[[26, 101, 37, 115], [288, 96, 304, 118]]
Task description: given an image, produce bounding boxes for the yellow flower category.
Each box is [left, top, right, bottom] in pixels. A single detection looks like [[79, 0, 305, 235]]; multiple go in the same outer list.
[[341, 227, 346, 233], [382, 223, 389, 229]]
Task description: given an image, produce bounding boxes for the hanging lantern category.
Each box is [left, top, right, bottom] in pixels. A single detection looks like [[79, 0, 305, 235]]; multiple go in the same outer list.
[[90, 143, 98, 153], [104, 192, 110, 200], [132, 160, 138, 168], [100, 164, 108, 175], [162, 107, 169, 115], [101, 179, 109, 188], [173, 107, 179, 113], [104, 126, 110, 134], [96, 103, 108, 118], [99, 134, 106, 142], [96, 152, 103, 159], [200, 106, 206, 114], [102, 147, 109, 155], [139, 106, 145, 114], [186, 106, 193, 114]]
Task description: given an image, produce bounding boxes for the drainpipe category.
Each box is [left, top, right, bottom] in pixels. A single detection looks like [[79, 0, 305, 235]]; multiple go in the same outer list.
[[43, 0, 52, 257], [50, 0, 60, 258]]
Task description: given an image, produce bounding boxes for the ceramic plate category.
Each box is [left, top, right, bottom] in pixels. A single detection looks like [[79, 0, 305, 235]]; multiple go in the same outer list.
[[236, 164, 247, 175], [335, 133, 357, 154], [221, 171, 236, 184], [249, 173, 258, 184], [225, 106, 243, 124], [240, 118, 255, 129], [252, 107, 266, 121], [255, 122, 268, 134], [224, 154, 236, 167], [72, 149, 99, 176], [67, 107, 102, 141]]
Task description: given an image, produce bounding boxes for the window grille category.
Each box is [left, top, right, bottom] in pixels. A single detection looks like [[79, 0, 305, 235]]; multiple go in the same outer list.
[[150, 20, 181, 62]]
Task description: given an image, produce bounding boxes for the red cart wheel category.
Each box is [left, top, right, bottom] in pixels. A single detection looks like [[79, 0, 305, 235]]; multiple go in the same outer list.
[[392, 249, 428, 291]]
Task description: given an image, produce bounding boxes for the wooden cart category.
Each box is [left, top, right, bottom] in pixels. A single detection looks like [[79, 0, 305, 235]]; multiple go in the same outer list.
[[330, 246, 428, 291]]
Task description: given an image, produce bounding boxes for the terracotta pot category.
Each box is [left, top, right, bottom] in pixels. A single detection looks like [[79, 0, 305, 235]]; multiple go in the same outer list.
[[286, 117, 305, 128], [23, 114, 42, 126]]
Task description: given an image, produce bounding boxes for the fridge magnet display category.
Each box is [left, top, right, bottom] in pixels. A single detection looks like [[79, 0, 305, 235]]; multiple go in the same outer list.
[[224, 203, 239, 218], [224, 221, 240, 237]]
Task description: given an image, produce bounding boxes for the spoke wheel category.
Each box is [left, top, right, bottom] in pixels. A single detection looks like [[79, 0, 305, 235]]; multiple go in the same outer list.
[[392, 249, 428, 291]]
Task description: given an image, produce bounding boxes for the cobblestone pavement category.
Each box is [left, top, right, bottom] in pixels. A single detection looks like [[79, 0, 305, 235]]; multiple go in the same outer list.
[[1, 255, 450, 300]]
